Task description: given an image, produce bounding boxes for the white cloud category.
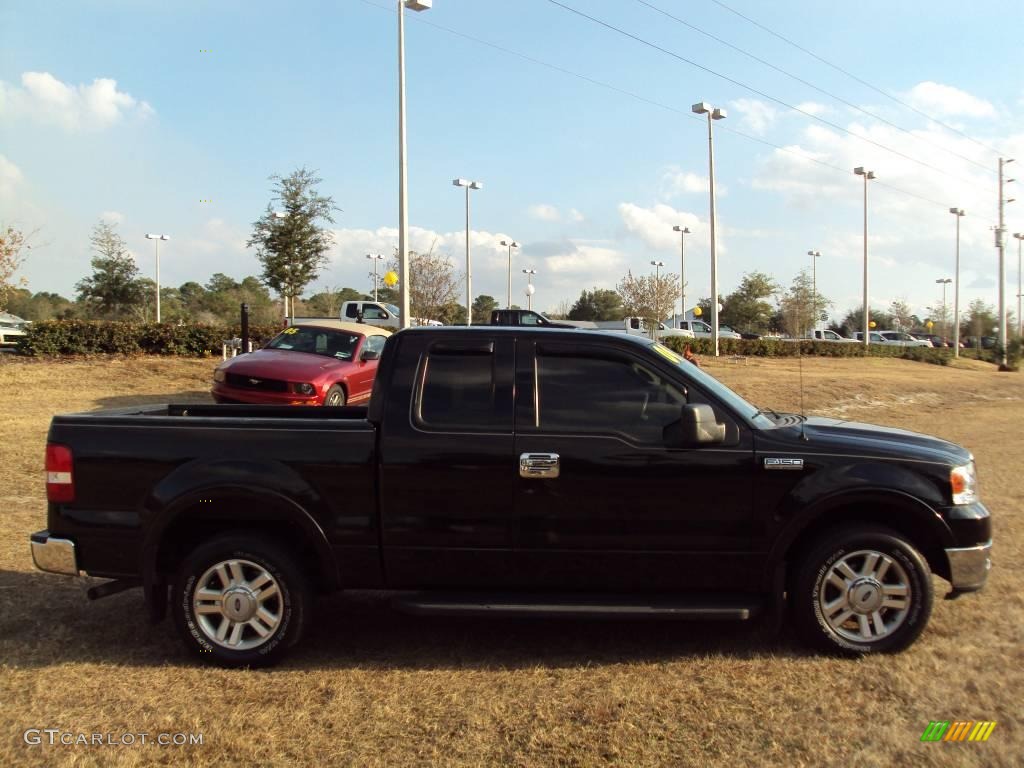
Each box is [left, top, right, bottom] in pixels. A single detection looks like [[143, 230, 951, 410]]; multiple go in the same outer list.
[[0, 72, 153, 131], [618, 202, 702, 250], [100, 210, 124, 225], [184, 218, 249, 258], [795, 101, 832, 117], [0, 154, 23, 198], [730, 98, 778, 135], [661, 166, 709, 196], [527, 204, 561, 222], [568, 208, 585, 222], [906, 81, 995, 119]]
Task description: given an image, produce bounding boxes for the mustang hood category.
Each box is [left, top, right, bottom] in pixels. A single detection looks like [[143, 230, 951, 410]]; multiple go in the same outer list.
[[220, 349, 351, 381], [798, 416, 971, 466]]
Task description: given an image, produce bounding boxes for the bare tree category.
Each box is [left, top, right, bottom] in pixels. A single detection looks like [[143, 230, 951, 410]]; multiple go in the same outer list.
[[387, 241, 461, 322], [0, 225, 33, 311], [617, 269, 680, 326]]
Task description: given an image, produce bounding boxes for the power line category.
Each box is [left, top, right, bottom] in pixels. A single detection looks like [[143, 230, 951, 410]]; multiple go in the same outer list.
[[545, 0, 989, 194], [356, 0, 970, 211], [705, 0, 1007, 157], [633, 0, 993, 173]]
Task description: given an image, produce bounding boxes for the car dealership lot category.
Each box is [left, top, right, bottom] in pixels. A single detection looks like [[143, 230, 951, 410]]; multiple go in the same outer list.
[[0, 355, 1020, 767]]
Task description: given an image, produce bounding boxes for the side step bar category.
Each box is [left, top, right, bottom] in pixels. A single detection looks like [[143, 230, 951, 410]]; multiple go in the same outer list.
[[393, 593, 760, 621]]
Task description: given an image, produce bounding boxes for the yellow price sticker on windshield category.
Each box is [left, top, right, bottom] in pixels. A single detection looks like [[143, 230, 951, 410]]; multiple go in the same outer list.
[[282, 327, 299, 334], [652, 343, 684, 365]]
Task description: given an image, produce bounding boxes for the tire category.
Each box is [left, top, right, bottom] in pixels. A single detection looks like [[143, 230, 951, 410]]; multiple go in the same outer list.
[[171, 534, 309, 668], [792, 524, 933, 655], [324, 385, 346, 407]]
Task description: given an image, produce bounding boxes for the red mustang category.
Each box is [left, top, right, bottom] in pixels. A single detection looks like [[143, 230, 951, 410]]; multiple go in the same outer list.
[[212, 321, 390, 406]]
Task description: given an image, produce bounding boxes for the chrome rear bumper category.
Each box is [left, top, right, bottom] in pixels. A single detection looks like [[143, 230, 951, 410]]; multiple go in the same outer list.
[[945, 540, 992, 592], [30, 530, 79, 576]]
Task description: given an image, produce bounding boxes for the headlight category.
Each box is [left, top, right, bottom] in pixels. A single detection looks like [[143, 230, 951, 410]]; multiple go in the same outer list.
[[951, 462, 978, 505], [213, 369, 226, 383], [294, 382, 316, 395]]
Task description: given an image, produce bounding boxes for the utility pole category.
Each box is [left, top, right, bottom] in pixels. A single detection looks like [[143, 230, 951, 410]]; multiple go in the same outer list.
[[998, 158, 1014, 368]]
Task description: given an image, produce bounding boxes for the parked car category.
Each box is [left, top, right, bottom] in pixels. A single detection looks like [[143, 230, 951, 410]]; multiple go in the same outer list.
[[804, 329, 857, 343], [594, 317, 695, 339], [964, 336, 997, 350], [490, 308, 578, 328], [854, 331, 932, 347], [211, 321, 390, 406], [0, 312, 29, 348], [676, 319, 742, 339], [31, 327, 991, 666]]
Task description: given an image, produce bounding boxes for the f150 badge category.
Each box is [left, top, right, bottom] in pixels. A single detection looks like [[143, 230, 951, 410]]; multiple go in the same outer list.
[[764, 457, 804, 470]]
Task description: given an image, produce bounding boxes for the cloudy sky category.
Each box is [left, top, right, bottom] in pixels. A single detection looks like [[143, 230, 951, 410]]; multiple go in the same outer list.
[[2, 0, 1023, 320]]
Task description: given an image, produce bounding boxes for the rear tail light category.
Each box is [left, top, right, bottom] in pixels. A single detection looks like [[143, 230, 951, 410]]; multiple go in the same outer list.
[[46, 443, 75, 503]]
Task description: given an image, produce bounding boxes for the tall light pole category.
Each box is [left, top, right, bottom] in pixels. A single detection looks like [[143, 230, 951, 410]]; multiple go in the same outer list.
[[807, 250, 821, 331], [1012, 230, 1024, 339], [453, 178, 483, 324], [997, 157, 1014, 367], [650, 260, 665, 325], [500, 239, 519, 309], [692, 102, 726, 356], [366, 253, 385, 302], [854, 166, 876, 347], [144, 234, 170, 322], [936, 278, 952, 339], [522, 268, 537, 311], [398, 0, 432, 330], [673, 225, 690, 326], [950, 208, 965, 357]]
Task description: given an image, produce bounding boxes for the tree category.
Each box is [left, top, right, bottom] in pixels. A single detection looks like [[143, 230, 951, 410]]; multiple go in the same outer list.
[[837, 306, 896, 337], [247, 168, 339, 317], [777, 269, 832, 337], [0, 225, 32, 311], [568, 288, 625, 321], [472, 294, 498, 320], [386, 244, 461, 322], [306, 286, 370, 316], [75, 220, 144, 319], [720, 271, 778, 333], [5, 288, 75, 320], [436, 301, 468, 326], [616, 270, 679, 326]]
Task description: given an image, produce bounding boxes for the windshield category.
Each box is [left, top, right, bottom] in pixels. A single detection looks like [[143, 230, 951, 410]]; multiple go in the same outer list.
[[385, 303, 400, 316], [266, 326, 361, 359], [650, 343, 774, 427]]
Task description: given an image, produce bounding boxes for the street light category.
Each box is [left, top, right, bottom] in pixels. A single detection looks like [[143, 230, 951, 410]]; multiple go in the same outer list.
[[936, 278, 952, 339], [144, 234, 170, 322], [949, 208, 965, 356], [522, 268, 537, 311], [854, 166, 877, 347], [673, 225, 690, 326], [650, 260, 665, 323], [366, 253, 385, 302], [807, 250, 821, 332], [398, 0, 432, 330], [500, 239, 519, 309], [453, 178, 483, 325], [692, 102, 726, 356], [1014, 232, 1024, 339]]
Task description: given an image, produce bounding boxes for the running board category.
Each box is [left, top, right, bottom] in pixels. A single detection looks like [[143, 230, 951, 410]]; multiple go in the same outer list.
[[392, 593, 760, 621]]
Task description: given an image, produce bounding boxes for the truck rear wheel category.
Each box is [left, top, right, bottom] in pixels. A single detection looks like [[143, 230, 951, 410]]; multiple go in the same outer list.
[[792, 525, 933, 655], [171, 534, 309, 667]]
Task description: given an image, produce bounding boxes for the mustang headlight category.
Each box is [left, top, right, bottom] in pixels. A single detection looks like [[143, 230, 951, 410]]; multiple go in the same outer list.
[[294, 382, 316, 395], [950, 462, 978, 505], [213, 369, 226, 383]]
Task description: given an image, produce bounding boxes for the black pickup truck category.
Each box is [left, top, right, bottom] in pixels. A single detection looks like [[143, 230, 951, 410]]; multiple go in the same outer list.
[[31, 328, 992, 666]]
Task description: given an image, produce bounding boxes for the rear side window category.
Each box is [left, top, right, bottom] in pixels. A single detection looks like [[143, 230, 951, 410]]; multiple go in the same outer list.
[[416, 342, 510, 432], [345, 304, 359, 318]]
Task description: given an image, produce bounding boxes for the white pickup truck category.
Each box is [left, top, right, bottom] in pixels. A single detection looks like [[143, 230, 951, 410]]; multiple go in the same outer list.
[[804, 329, 858, 343], [594, 318, 695, 340], [339, 301, 440, 330], [674, 319, 742, 340]]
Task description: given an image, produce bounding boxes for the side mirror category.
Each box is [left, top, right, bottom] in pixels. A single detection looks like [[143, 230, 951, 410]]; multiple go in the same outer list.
[[360, 348, 381, 361], [665, 404, 726, 447]]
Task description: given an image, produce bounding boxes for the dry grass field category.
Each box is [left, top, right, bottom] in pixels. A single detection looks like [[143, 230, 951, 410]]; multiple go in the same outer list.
[[0, 354, 1021, 767]]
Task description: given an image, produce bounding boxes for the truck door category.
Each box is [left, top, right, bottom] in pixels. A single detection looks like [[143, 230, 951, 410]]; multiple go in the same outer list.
[[378, 333, 517, 588], [513, 340, 758, 593]]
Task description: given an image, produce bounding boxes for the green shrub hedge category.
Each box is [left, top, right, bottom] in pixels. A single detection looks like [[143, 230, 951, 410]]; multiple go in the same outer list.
[[660, 336, 954, 366], [16, 320, 284, 357]]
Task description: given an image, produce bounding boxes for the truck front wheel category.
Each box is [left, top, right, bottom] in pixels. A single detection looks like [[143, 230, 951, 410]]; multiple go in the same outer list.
[[792, 525, 933, 654], [171, 534, 309, 667]]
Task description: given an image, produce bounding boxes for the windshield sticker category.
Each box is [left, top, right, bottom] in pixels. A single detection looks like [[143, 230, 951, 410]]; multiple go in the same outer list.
[[281, 327, 299, 335], [652, 343, 684, 365]]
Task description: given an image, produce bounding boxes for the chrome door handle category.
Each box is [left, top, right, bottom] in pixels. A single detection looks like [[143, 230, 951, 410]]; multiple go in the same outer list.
[[519, 452, 560, 479]]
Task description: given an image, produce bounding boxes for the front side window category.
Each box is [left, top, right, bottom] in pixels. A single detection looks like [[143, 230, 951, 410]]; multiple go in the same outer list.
[[363, 306, 387, 320], [536, 350, 687, 444], [416, 343, 509, 431]]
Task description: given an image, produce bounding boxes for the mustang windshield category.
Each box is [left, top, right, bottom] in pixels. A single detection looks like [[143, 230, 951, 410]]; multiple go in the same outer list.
[[266, 327, 361, 360]]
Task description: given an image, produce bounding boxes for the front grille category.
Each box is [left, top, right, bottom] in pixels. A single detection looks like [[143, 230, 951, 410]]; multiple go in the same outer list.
[[226, 373, 289, 392]]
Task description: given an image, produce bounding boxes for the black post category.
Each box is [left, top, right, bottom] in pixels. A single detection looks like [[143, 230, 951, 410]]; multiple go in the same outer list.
[[240, 303, 250, 353]]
